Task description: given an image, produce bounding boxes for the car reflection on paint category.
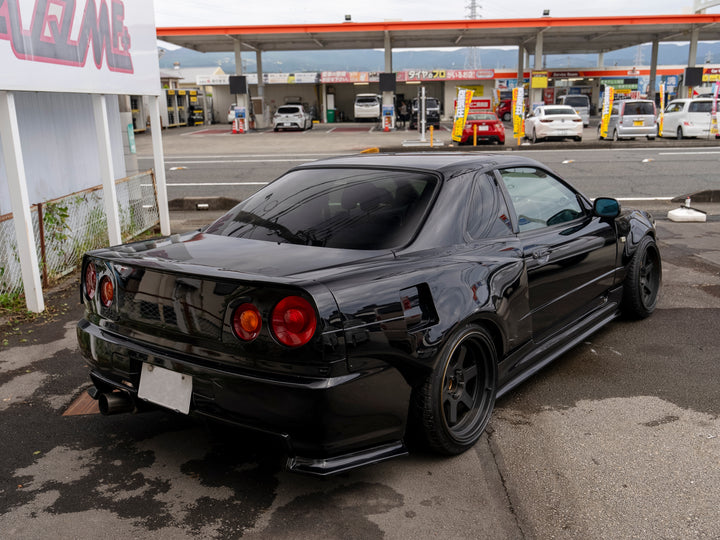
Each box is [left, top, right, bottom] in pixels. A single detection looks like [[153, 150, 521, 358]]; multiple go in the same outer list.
[[77, 153, 661, 475]]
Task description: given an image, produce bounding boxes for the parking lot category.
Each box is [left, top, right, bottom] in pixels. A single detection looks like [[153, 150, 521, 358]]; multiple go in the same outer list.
[[2, 123, 720, 538]]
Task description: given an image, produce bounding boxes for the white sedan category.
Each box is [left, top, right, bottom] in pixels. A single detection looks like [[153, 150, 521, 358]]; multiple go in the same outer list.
[[524, 105, 583, 143], [273, 104, 313, 132]]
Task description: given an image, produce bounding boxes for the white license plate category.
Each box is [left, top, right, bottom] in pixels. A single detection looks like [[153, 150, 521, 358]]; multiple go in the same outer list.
[[138, 363, 192, 414], [477, 125, 489, 131], [281, 122, 290, 126]]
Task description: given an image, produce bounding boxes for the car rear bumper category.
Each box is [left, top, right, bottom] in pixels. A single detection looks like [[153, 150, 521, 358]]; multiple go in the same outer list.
[[77, 318, 410, 475]]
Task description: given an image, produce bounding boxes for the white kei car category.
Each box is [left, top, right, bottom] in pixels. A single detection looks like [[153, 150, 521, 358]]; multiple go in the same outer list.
[[660, 98, 719, 139], [524, 105, 583, 143]]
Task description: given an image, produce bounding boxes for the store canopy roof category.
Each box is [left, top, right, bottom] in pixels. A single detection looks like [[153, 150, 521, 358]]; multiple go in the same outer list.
[[157, 14, 720, 56]]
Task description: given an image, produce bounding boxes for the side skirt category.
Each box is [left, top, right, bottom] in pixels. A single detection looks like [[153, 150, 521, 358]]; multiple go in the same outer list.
[[496, 294, 621, 399]]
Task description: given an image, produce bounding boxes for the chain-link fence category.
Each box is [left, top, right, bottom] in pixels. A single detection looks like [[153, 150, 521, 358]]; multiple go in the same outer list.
[[0, 171, 159, 298]]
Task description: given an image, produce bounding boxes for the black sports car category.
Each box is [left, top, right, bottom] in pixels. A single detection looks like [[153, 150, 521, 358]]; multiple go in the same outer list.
[[77, 153, 661, 475]]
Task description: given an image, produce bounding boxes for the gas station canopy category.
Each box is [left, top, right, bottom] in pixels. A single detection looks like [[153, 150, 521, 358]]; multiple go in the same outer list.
[[157, 14, 720, 56]]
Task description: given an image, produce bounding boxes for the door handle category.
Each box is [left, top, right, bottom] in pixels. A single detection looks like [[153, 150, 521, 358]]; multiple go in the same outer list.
[[532, 248, 551, 260]]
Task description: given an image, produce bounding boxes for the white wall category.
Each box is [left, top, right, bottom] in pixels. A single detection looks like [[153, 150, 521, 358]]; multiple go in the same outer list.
[[0, 92, 125, 215]]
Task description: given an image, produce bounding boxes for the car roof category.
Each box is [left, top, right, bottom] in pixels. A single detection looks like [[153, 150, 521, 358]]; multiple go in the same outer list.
[[291, 152, 546, 178]]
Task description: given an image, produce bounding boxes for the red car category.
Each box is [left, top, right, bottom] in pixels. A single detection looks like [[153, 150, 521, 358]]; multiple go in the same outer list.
[[495, 99, 512, 121], [460, 111, 506, 145]]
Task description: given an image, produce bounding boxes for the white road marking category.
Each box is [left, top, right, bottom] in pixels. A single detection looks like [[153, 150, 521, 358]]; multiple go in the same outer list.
[[658, 151, 720, 155], [163, 159, 317, 164], [142, 182, 269, 187]]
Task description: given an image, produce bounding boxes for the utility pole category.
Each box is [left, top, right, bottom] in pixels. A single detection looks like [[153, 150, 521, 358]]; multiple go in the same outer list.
[[464, 1, 482, 70]]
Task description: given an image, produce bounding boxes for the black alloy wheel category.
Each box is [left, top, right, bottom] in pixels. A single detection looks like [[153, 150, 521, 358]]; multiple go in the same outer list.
[[622, 235, 661, 319], [411, 325, 498, 455]]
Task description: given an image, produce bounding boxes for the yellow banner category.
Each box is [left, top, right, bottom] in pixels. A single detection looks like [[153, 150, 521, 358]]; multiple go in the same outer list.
[[658, 83, 665, 137], [451, 89, 474, 142], [599, 87, 614, 139], [512, 87, 525, 140], [531, 71, 548, 89]]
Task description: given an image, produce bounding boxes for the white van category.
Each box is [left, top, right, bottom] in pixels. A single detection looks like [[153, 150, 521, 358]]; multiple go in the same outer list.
[[558, 94, 591, 127], [354, 94, 381, 121]]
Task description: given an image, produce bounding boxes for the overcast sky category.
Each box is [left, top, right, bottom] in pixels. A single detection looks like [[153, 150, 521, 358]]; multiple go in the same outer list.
[[153, 0, 717, 27]]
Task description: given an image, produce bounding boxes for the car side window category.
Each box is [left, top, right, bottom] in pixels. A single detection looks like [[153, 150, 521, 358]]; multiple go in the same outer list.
[[498, 167, 584, 233], [467, 174, 514, 240], [665, 103, 682, 113]]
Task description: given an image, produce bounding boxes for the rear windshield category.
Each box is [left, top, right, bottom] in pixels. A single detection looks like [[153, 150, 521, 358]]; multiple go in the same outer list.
[[356, 97, 379, 104], [543, 107, 576, 116], [689, 101, 713, 113], [467, 113, 497, 120], [563, 96, 589, 107], [277, 106, 301, 114], [205, 168, 438, 250], [623, 102, 654, 115]]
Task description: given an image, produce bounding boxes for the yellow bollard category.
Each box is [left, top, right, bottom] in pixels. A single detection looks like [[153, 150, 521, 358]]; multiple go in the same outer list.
[[429, 125, 434, 147], [473, 124, 477, 146]]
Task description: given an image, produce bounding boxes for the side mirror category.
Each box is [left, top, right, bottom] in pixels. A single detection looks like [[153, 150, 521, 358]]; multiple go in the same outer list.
[[594, 197, 620, 218]]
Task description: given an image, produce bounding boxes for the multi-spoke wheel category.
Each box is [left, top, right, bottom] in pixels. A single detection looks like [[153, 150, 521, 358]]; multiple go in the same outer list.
[[411, 325, 497, 455], [622, 235, 661, 319]]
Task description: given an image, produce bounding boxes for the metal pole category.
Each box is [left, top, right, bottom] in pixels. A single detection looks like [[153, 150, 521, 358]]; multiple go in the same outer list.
[[0, 91, 44, 312], [92, 94, 122, 246], [149, 96, 171, 236]]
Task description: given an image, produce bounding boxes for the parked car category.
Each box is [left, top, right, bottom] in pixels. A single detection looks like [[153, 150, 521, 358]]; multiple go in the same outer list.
[[77, 153, 660, 475], [599, 99, 657, 141], [227, 103, 237, 123], [659, 98, 719, 139], [496, 98, 512, 122], [524, 105, 583, 143], [410, 97, 441, 130], [273, 104, 313, 131], [353, 93, 381, 121], [557, 94, 591, 127], [459, 111, 505, 145]]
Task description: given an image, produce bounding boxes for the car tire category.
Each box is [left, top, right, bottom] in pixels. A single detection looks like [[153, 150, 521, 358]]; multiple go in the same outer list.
[[647, 135, 655, 140], [575, 136, 582, 142], [410, 325, 497, 455], [597, 127, 604, 140], [621, 235, 661, 319], [531, 129, 538, 144], [498, 139, 505, 146], [273, 127, 279, 132], [677, 127, 683, 140], [612, 129, 619, 141], [502, 112, 511, 122]]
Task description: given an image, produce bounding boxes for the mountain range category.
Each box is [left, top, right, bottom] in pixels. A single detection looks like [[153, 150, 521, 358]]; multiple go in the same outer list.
[[158, 42, 720, 73]]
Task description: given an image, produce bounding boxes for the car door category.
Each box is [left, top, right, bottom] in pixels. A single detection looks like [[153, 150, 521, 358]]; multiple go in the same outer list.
[[662, 101, 683, 135], [495, 166, 618, 341]]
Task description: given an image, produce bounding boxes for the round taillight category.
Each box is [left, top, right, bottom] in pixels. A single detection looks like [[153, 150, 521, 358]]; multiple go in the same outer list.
[[85, 262, 97, 299], [232, 303, 262, 341], [271, 296, 317, 347], [99, 276, 114, 307]]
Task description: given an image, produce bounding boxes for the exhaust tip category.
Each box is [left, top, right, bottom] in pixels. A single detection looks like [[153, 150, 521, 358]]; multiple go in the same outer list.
[[98, 391, 135, 415]]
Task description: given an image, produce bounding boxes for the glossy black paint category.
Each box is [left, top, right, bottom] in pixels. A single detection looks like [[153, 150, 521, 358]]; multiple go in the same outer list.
[[77, 153, 658, 474]]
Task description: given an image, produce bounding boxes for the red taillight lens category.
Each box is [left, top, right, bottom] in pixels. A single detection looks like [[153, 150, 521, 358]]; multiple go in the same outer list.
[[572, 118, 582, 122], [85, 262, 97, 299], [232, 303, 262, 341], [271, 296, 317, 347], [540, 119, 553, 123], [99, 276, 114, 307]]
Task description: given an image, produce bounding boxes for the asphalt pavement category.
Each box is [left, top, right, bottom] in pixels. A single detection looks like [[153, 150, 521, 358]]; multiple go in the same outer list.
[[1, 123, 720, 538]]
